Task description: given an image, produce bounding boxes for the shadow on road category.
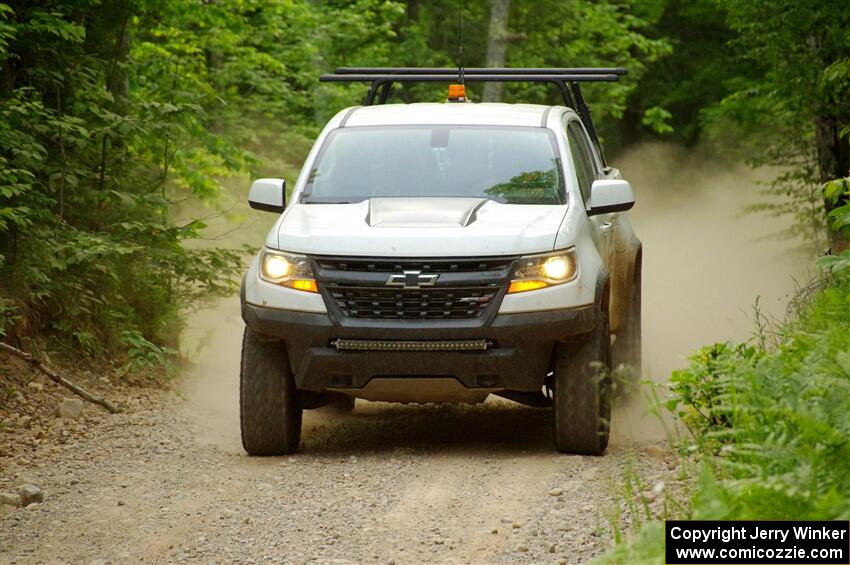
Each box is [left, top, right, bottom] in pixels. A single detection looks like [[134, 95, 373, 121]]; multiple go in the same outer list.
[[300, 400, 554, 456]]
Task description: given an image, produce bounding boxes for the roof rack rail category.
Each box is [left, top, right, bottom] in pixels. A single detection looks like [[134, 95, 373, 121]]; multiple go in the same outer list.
[[333, 67, 627, 76], [320, 72, 618, 108], [319, 67, 624, 160]]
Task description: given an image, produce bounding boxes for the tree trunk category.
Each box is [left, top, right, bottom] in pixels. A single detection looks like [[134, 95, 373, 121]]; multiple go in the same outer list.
[[406, 0, 419, 22], [86, 0, 131, 196], [482, 0, 510, 102], [87, 0, 132, 113], [815, 114, 850, 252]]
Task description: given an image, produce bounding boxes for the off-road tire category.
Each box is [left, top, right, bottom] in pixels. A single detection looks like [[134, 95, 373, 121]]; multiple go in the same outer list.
[[553, 308, 612, 455], [240, 326, 302, 455], [612, 254, 642, 383]]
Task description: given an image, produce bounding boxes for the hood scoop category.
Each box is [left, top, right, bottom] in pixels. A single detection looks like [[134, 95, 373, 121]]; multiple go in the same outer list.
[[367, 197, 487, 228]]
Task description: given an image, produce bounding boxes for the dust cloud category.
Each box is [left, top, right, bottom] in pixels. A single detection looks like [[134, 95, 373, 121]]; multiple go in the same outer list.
[[179, 142, 811, 449], [612, 143, 810, 441], [178, 198, 275, 453], [622, 143, 809, 379]]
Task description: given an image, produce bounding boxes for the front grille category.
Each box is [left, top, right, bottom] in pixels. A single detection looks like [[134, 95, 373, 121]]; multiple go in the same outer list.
[[314, 256, 515, 321], [326, 286, 498, 319]]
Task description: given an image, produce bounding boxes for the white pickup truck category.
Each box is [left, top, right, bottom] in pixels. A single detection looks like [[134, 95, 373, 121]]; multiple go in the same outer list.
[[240, 68, 641, 456]]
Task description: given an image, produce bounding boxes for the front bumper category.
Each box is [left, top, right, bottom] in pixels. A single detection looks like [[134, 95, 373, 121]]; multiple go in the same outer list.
[[242, 303, 597, 392]]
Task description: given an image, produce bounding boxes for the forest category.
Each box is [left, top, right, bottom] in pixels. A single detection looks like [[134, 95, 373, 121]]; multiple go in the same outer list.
[[0, 0, 849, 562]]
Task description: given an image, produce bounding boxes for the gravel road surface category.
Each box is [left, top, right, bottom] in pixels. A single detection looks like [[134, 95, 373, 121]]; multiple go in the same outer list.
[[1, 395, 672, 565]]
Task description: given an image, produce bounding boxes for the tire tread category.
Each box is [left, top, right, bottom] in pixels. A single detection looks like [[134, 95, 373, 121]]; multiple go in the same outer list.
[[240, 327, 302, 455], [553, 309, 612, 455]]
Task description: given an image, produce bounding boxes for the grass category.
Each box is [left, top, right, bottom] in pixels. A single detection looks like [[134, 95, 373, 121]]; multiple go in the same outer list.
[[596, 271, 850, 563]]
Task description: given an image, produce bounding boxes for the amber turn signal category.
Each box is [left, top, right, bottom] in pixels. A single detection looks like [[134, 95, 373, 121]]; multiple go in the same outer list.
[[508, 280, 549, 294], [284, 279, 319, 293]]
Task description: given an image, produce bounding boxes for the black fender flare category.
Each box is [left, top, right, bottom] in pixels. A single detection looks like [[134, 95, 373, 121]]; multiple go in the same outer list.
[[594, 267, 611, 314]]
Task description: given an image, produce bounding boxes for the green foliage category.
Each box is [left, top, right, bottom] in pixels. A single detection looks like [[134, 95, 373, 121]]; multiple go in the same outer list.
[[601, 0, 850, 244], [503, 1, 671, 122], [0, 296, 20, 337], [119, 329, 176, 372], [817, 251, 850, 274], [703, 0, 850, 247], [823, 177, 850, 237], [696, 279, 849, 519], [275, 0, 672, 136], [0, 0, 261, 358], [598, 272, 850, 562], [595, 521, 665, 565], [617, 0, 752, 146], [818, 177, 850, 273], [641, 106, 674, 135], [667, 342, 762, 445]]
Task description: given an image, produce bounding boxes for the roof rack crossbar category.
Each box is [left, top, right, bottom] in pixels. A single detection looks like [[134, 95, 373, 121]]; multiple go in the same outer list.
[[320, 73, 620, 83], [320, 73, 615, 106], [334, 67, 627, 76]]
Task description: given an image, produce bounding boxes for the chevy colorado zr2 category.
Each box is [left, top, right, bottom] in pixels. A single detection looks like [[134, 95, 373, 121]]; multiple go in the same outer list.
[[239, 68, 641, 456]]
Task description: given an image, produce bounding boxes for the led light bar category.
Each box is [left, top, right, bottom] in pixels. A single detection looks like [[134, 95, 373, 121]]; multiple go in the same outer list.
[[332, 339, 491, 352]]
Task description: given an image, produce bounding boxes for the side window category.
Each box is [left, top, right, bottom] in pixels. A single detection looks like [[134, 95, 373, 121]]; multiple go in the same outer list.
[[566, 122, 595, 203]]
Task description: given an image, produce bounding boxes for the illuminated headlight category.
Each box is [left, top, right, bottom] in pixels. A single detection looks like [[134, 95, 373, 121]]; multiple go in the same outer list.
[[259, 249, 318, 292], [508, 249, 578, 293], [542, 256, 571, 280], [263, 255, 291, 279]]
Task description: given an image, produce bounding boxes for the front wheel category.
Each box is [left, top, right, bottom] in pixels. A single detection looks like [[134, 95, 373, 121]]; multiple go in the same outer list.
[[553, 308, 612, 455], [240, 327, 302, 455]]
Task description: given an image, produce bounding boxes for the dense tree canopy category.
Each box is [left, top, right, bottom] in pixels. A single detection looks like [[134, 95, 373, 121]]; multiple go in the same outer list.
[[717, 0, 850, 250], [0, 0, 847, 360]]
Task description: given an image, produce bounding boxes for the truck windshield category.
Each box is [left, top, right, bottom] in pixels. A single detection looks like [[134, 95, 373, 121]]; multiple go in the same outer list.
[[301, 126, 565, 205]]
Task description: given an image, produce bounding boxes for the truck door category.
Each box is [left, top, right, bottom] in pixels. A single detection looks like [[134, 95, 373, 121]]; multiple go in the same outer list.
[[566, 121, 612, 267], [570, 121, 637, 331]]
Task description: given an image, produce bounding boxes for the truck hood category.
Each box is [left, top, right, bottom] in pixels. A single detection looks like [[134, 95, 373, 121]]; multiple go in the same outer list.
[[270, 197, 568, 257]]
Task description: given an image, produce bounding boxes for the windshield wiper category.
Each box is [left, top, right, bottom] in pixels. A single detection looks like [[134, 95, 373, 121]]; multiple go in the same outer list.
[[301, 197, 362, 204]]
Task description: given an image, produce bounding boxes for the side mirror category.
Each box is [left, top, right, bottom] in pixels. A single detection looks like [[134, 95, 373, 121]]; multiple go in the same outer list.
[[248, 178, 286, 213], [587, 179, 634, 216]]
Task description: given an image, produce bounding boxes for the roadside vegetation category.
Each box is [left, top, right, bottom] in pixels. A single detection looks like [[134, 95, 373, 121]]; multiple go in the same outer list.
[[600, 239, 850, 562], [597, 1, 850, 560]]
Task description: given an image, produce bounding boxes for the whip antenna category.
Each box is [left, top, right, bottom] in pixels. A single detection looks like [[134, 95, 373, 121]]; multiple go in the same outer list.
[[457, 2, 465, 85]]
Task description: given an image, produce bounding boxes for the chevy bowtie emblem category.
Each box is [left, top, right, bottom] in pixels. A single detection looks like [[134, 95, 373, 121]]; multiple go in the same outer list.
[[386, 270, 439, 289]]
